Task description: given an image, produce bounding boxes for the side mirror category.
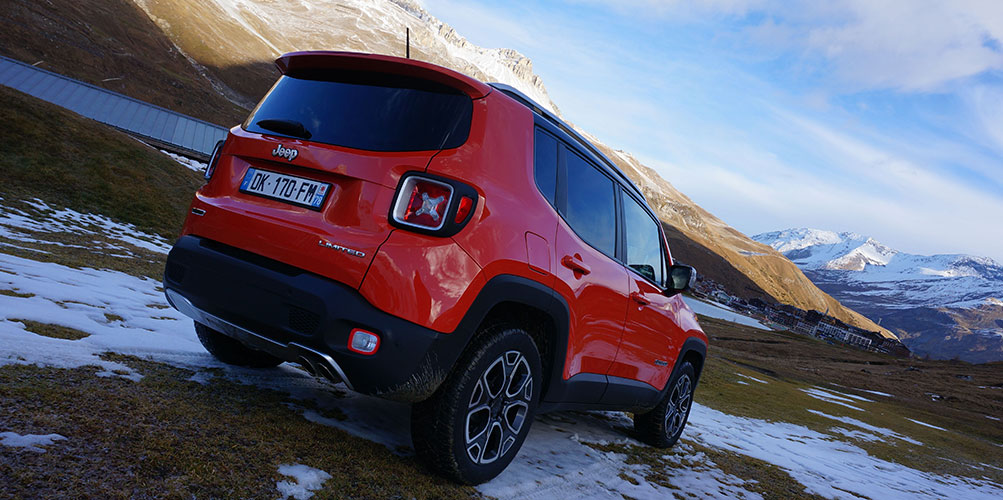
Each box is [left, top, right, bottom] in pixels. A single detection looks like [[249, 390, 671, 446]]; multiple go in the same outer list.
[[665, 265, 696, 295]]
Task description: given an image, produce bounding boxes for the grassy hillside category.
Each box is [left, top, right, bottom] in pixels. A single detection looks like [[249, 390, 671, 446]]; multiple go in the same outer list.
[[0, 85, 202, 240]]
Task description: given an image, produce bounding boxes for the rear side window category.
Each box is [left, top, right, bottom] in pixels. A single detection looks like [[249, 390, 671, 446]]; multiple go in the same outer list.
[[244, 73, 472, 152], [623, 192, 665, 286], [564, 150, 616, 257], [534, 129, 558, 205]]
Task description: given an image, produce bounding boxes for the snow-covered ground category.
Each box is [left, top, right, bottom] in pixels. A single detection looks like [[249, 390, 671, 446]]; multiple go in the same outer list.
[[682, 296, 770, 330], [3, 198, 1002, 499]]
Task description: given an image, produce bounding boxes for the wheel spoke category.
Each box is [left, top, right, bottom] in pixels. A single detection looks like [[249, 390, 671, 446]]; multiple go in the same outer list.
[[466, 405, 491, 443], [483, 356, 505, 399], [504, 352, 531, 398], [480, 420, 504, 463], [503, 400, 529, 434], [469, 378, 486, 408]]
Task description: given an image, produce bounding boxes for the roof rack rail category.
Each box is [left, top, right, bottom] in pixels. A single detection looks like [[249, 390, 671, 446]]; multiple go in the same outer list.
[[488, 83, 644, 198]]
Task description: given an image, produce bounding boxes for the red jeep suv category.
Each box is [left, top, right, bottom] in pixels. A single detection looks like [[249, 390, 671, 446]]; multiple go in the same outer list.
[[164, 51, 707, 484]]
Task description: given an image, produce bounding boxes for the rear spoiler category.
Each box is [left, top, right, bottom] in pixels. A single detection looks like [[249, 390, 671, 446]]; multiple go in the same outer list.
[[275, 51, 492, 99]]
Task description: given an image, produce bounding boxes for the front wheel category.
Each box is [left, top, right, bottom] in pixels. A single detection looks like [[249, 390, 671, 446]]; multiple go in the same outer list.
[[411, 323, 541, 484], [634, 361, 696, 448]]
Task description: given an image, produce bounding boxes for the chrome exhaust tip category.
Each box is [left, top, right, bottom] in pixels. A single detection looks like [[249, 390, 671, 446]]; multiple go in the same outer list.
[[297, 356, 318, 376]]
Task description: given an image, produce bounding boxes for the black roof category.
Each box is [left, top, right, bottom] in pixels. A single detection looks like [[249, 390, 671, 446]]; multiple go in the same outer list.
[[488, 83, 645, 200]]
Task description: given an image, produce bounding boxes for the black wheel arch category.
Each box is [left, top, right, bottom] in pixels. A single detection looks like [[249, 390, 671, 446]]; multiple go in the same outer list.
[[443, 274, 570, 404]]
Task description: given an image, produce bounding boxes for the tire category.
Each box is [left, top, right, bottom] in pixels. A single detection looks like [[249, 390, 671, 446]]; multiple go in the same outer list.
[[194, 322, 283, 368], [411, 322, 541, 485], [634, 361, 696, 448]]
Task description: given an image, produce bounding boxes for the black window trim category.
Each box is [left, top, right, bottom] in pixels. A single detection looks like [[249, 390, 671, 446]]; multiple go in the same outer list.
[[555, 140, 623, 264], [503, 83, 645, 200], [533, 126, 560, 210], [620, 187, 669, 290]]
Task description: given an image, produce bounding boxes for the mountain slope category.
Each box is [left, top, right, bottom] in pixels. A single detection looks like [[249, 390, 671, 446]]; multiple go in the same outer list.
[[755, 228, 1003, 362], [589, 144, 892, 337], [1, 0, 888, 338]]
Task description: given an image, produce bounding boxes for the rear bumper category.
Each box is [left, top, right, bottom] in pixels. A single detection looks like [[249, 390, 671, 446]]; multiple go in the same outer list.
[[164, 235, 467, 400]]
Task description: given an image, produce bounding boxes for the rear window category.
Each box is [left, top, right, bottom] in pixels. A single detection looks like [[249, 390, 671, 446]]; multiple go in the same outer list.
[[243, 72, 472, 152]]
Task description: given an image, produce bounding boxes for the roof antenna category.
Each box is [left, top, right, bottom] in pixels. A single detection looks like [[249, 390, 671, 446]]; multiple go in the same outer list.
[[406, 27, 410, 59]]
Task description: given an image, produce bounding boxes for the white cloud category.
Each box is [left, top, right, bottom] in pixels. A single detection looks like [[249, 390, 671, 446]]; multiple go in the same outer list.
[[571, 0, 1003, 91], [795, 0, 1003, 91]]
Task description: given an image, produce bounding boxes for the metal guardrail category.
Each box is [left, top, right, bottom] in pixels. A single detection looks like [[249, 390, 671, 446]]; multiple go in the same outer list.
[[0, 55, 229, 160]]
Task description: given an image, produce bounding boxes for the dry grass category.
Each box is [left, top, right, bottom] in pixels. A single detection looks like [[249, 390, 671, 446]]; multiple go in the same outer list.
[[0, 355, 478, 500], [695, 315, 1003, 484], [10, 319, 90, 340]]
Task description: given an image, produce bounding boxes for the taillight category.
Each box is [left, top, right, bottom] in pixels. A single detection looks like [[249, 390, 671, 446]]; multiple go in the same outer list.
[[204, 139, 225, 181], [390, 173, 479, 236], [394, 176, 453, 229]]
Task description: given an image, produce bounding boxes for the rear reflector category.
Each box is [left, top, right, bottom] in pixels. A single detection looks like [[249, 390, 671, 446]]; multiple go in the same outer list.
[[392, 176, 453, 230], [348, 329, 380, 355], [454, 196, 473, 223]]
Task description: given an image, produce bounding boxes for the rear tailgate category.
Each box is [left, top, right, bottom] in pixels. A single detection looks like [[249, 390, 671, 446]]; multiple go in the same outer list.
[[181, 51, 489, 289], [186, 129, 434, 289]]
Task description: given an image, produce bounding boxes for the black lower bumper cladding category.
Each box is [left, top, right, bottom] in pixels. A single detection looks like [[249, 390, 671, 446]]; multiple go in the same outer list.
[[163, 235, 466, 400]]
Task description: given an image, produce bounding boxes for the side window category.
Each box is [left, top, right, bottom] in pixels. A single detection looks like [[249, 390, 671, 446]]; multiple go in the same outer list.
[[564, 150, 616, 257], [623, 192, 665, 286], [534, 128, 558, 205]]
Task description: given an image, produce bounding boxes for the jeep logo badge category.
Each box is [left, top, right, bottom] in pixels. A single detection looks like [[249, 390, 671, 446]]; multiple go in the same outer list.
[[272, 144, 298, 162]]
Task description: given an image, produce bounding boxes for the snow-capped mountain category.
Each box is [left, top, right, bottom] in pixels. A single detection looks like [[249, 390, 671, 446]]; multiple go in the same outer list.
[[131, 0, 560, 114], [754, 228, 1003, 363]]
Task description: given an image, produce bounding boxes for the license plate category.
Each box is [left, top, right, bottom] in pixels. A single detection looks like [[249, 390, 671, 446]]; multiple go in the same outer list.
[[239, 168, 330, 210]]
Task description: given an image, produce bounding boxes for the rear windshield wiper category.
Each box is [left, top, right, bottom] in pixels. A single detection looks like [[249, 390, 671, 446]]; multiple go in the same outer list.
[[255, 119, 312, 140]]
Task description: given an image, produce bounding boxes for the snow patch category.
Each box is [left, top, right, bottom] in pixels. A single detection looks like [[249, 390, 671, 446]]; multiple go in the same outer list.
[[858, 388, 894, 398], [807, 409, 922, 446], [736, 373, 769, 384], [1, 198, 171, 254], [907, 419, 948, 432], [276, 464, 331, 500], [800, 388, 865, 411], [0, 431, 67, 452], [689, 404, 1003, 499], [0, 252, 208, 374], [160, 149, 207, 173], [682, 297, 770, 330]]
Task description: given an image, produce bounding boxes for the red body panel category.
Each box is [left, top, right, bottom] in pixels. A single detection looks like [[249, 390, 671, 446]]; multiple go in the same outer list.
[[359, 230, 485, 333], [608, 275, 682, 389], [551, 223, 630, 378]]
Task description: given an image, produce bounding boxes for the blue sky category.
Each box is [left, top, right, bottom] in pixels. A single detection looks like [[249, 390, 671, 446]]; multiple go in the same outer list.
[[422, 0, 1003, 261]]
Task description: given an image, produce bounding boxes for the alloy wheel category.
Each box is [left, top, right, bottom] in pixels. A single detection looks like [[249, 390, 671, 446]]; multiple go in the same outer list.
[[664, 373, 693, 438], [464, 350, 534, 464]]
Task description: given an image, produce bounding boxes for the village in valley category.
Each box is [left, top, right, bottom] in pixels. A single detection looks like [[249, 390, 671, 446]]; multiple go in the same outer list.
[[692, 278, 913, 358]]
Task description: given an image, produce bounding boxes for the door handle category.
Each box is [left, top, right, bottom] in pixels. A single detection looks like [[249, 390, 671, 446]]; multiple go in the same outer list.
[[561, 254, 591, 275], [630, 291, 650, 306]]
